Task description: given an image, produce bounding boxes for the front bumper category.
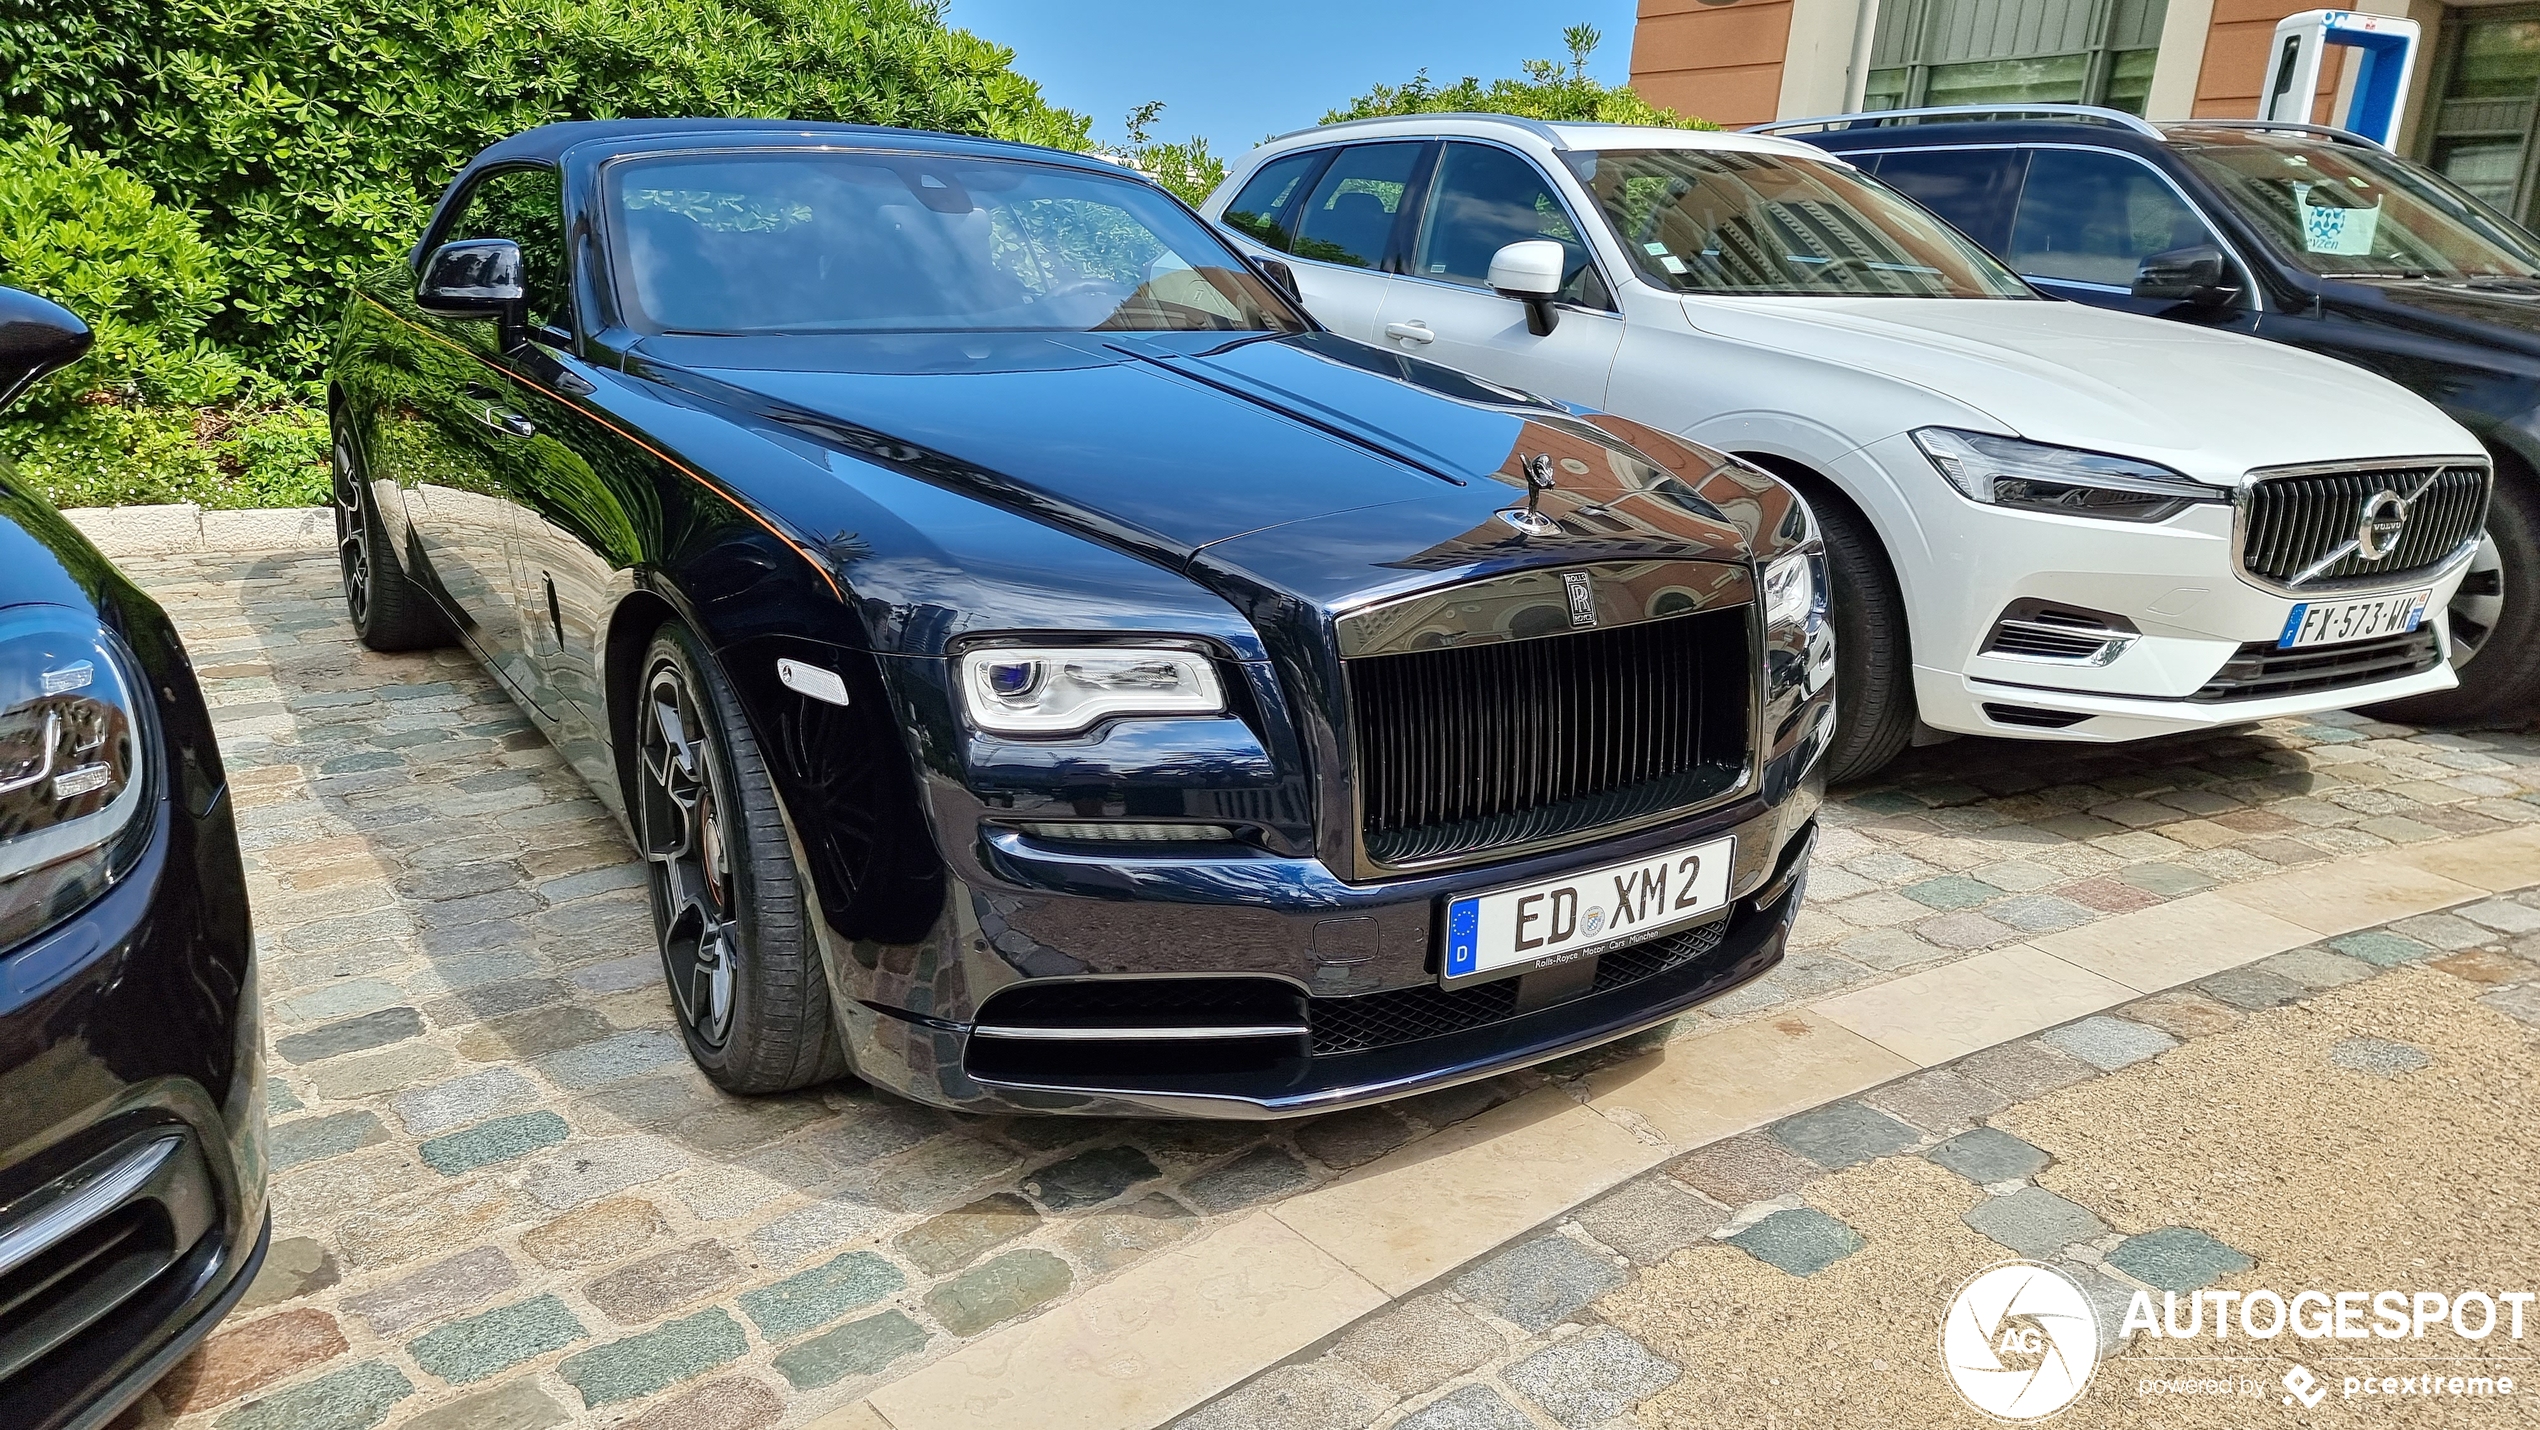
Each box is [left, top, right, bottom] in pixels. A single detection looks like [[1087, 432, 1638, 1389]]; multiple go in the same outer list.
[[0, 790, 266, 1430], [1849, 433, 2475, 740]]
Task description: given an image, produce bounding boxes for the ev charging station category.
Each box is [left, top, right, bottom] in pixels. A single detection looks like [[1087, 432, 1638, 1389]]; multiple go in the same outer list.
[[2258, 10, 2421, 147]]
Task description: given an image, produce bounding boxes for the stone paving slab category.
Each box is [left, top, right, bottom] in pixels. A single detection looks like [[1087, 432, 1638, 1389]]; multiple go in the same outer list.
[[101, 544, 2540, 1430]]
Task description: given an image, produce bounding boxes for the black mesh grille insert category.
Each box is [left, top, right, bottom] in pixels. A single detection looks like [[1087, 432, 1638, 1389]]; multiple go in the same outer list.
[[2191, 628, 2443, 702], [1308, 916, 1731, 1056], [1349, 608, 1751, 869], [974, 978, 1303, 1031], [2243, 465, 2488, 587]]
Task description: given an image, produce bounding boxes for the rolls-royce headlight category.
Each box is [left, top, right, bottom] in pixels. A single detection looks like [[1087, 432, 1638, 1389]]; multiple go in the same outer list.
[[0, 609, 154, 949], [1762, 545, 1834, 710], [957, 645, 1225, 736], [1914, 427, 2226, 522], [1762, 549, 1819, 631]]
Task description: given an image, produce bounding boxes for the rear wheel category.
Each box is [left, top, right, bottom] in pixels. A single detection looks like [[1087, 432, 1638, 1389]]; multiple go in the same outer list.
[[330, 424, 448, 651], [2368, 472, 2540, 727], [636, 621, 844, 1094]]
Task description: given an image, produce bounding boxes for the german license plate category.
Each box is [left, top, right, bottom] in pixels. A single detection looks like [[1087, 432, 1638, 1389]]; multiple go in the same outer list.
[[1441, 836, 1734, 988], [2278, 589, 2431, 649]]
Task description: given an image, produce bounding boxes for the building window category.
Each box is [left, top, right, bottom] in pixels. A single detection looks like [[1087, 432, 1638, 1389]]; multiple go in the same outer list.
[[2426, 8, 2540, 225], [1866, 0, 2168, 115]]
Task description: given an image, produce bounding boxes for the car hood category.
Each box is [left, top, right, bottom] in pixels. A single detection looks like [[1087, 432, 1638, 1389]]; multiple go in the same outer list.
[[2320, 277, 2540, 363], [633, 330, 1761, 601], [1676, 294, 2476, 483]]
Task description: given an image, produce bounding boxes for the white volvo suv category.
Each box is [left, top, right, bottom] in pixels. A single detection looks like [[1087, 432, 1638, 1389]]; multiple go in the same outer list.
[[1203, 116, 2493, 780]]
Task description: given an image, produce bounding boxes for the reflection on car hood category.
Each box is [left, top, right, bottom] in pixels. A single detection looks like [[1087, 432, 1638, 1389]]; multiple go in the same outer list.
[[636, 330, 1762, 598], [2323, 277, 2540, 359], [1677, 295, 2475, 483]]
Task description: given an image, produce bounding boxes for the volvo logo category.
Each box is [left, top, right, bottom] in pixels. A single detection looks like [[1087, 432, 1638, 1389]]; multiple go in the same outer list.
[[1563, 571, 1598, 626], [1497, 507, 1562, 537], [2356, 489, 2410, 561]]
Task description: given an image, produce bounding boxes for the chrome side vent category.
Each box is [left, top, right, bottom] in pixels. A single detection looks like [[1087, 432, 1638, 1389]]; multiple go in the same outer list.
[[1979, 600, 2139, 667]]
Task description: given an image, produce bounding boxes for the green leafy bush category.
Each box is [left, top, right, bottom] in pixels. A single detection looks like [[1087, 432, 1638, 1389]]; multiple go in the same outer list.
[[0, 121, 250, 410], [0, 401, 328, 510], [1323, 25, 1713, 131], [1112, 102, 1228, 208], [0, 0, 1094, 378]]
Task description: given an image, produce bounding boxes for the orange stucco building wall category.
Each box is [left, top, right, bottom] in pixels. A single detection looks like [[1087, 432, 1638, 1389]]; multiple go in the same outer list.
[[1630, 0, 1797, 130]]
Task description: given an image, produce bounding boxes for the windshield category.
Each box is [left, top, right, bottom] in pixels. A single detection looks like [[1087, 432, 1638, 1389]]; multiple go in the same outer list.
[[604, 151, 1306, 335], [2181, 134, 2540, 280], [1567, 148, 2036, 299]]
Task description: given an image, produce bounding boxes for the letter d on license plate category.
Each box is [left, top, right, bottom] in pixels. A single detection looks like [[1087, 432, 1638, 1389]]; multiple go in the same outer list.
[[1442, 836, 1735, 987]]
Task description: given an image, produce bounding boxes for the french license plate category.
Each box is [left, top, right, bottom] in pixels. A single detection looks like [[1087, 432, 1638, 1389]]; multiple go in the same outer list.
[[1441, 836, 1734, 988], [2278, 590, 2431, 650]]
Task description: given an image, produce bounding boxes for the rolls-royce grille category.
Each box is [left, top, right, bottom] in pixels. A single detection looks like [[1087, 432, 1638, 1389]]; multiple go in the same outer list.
[[2190, 628, 2442, 702], [2243, 465, 2488, 587], [1349, 607, 1751, 868], [1308, 916, 1731, 1056]]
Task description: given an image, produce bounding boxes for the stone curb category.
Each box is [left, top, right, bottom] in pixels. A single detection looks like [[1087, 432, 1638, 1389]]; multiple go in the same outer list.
[[63, 503, 332, 557], [826, 828, 2540, 1430]]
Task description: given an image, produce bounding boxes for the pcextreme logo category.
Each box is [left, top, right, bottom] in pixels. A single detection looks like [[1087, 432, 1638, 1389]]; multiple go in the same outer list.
[[1942, 1262, 2101, 1421]]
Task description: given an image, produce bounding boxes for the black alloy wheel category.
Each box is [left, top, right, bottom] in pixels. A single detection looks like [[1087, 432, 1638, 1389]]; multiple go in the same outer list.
[[634, 622, 844, 1093], [330, 421, 448, 651]]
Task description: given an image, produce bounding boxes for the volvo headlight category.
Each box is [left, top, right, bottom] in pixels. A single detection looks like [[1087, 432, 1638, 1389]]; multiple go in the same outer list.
[[1913, 428, 2227, 522], [957, 645, 1226, 736], [0, 610, 154, 949]]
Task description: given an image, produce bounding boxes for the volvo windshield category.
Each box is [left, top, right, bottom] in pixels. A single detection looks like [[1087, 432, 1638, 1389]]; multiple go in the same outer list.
[[2177, 129, 2540, 281], [1567, 148, 2037, 299], [604, 150, 1307, 335]]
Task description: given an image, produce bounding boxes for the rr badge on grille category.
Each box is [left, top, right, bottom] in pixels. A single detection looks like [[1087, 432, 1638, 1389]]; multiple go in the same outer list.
[[2355, 489, 2410, 562], [1562, 571, 1597, 627]]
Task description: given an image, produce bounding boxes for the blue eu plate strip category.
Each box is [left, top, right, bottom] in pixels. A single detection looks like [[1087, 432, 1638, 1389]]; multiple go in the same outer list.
[[1446, 898, 1479, 978], [2280, 604, 2308, 649]]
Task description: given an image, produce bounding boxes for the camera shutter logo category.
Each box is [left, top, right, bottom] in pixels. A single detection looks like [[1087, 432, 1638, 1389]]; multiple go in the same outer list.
[[1941, 1262, 2100, 1421]]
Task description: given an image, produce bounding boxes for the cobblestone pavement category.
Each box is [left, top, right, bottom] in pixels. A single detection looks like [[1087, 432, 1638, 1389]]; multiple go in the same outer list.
[[109, 543, 2540, 1430], [1190, 895, 2540, 1429]]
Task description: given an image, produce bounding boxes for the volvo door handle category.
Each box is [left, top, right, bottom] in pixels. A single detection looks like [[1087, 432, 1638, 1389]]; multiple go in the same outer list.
[[1383, 321, 1435, 345]]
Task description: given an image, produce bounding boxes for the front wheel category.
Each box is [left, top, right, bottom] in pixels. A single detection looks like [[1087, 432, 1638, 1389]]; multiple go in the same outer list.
[[2368, 473, 2540, 728], [1814, 497, 1918, 783], [635, 621, 845, 1094]]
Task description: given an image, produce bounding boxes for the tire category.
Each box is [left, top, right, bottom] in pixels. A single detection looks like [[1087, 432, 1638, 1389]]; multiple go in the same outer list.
[[2367, 470, 2540, 728], [1811, 492, 1918, 783], [634, 620, 845, 1094], [331, 422, 449, 652]]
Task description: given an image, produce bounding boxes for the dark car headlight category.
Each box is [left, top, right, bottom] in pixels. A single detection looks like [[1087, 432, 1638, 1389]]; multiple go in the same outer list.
[[1914, 427, 2227, 522], [956, 645, 1225, 736], [0, 608, 154, 950]]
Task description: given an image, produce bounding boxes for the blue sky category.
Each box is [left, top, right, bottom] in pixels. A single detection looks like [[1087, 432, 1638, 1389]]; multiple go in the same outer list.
[[944, 1, 1642, 157]]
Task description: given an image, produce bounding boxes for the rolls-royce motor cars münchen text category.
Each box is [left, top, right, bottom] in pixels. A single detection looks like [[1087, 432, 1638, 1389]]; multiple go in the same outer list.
[[325, 121, 1832, 1118]]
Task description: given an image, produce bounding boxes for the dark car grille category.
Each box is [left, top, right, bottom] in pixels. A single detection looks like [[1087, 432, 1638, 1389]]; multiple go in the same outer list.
[[2190, 628, 2443, 702], [1309, 916, 1730, 1056], [2242, 465, 2487, 588], [1348, 608, 1751, 869]]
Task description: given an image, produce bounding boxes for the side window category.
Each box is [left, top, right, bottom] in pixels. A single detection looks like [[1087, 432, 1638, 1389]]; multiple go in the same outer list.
[[1413, 143, 1606, 306], [2007, 149, 2219, 288], [1289, 143, 1426, 269], [1222, 150, 1331, 254], [441, 167, 570, 334], [1867, 149, 2028, 255]]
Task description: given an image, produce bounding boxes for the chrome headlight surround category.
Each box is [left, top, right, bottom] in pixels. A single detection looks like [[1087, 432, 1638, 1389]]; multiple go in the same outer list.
[[1914, 427, 2228, 523], [0, 608, 157, 951], [956, 644, 1227, 737]]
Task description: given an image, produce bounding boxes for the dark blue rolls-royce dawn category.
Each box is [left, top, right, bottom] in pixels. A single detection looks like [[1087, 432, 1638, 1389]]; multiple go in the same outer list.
[[0, 289, 267, 1429], [326, 120, 1834, 1117]]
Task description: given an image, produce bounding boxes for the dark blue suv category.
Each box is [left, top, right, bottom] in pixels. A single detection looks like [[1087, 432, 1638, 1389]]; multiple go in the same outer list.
[[1790, 106, 2540, 728]]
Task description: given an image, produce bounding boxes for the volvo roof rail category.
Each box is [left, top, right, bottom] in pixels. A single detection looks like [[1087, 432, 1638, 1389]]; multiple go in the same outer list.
[[2166, 118, 2392, 153], [1265, 112, 1571, 148], [1748, 103, 2164, 140]]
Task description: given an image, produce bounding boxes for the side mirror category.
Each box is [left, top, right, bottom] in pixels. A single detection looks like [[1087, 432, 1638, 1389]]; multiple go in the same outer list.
[[0, 287, 94, 412], [418, 238, 528, 347], [1488, 240, 1567, 337], [1249, 255, 1302, 303], [2132, 244, 2241, 309]]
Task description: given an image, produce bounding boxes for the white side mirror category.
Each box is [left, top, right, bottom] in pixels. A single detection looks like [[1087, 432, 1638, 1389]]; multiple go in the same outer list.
[[1486, 240, 1566, 297], [1486, 240, 1567, 337]]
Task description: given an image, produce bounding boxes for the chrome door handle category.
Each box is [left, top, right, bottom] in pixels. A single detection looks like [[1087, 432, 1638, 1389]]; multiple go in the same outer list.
[[472, 404, 536, 438], [1383, 321, 1435, 345]]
